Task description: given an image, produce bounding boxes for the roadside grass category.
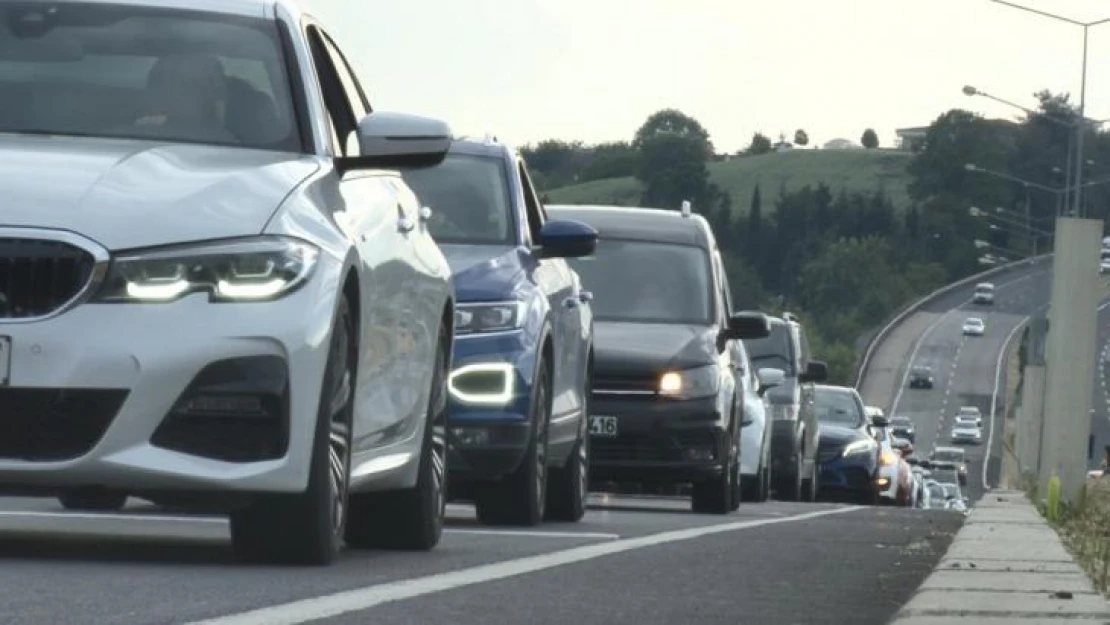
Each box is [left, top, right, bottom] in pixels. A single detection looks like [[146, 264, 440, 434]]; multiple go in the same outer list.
[[543, 149, 915, 214]]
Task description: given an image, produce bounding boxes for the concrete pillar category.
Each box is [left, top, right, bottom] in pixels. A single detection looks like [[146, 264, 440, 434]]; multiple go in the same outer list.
[[1040, 217, 1103, 501], [1017, 363, 1046, 480]]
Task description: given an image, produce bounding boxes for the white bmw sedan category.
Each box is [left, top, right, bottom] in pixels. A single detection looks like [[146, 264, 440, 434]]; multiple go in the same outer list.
[[0, 0, 456, 565]]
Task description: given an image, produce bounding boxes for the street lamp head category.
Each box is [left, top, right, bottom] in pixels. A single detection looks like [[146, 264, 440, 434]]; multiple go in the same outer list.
[[962, 85, 979, 96]]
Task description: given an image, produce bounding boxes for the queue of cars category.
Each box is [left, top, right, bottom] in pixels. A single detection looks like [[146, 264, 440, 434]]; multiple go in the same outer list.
[[0, 0, 974, 568]]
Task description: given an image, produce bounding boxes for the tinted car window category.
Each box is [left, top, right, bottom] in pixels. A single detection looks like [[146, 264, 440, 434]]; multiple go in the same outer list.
[[814, 388, 864, 428], [400, 153, 513, 245], [745, 323, 795, 375], [567, 239, 712, 324], [0, 3, 299, 150]]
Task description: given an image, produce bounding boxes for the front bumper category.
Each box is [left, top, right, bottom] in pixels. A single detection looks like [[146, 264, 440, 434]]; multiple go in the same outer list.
[[588, 394, 727, 484], [876, 464, 901, 500], [0, 257, 344, 496], [446, 329, 538, 482], [817, 451, 878, 495]]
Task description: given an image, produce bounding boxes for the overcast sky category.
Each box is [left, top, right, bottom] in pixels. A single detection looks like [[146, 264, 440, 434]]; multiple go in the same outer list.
[[302, 0, 1110, 153]]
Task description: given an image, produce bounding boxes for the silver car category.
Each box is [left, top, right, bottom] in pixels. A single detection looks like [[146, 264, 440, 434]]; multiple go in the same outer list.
[[0, 0, 457, 565]]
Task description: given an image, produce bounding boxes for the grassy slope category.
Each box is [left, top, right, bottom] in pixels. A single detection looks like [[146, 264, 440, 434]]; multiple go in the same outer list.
[[543, 148, 916, 214]]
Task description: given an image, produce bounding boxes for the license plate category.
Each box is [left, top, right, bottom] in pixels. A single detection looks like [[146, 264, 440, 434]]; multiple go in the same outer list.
[[0, 336, 9, 386], [589, 415, 618, 437]]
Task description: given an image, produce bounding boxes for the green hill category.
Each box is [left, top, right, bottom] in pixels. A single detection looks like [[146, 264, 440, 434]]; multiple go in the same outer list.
[[543, 148, 916, 214]]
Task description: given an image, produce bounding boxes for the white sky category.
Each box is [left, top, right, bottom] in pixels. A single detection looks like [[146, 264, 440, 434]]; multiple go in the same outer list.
[[303, 0, 1110, 152]]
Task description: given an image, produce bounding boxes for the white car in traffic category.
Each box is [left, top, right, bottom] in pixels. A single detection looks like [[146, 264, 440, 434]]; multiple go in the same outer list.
[[0, 0, 458, 565], [956, 406, 983, 427], [962, 317, 986, 336], [950, 423, 983, 445]]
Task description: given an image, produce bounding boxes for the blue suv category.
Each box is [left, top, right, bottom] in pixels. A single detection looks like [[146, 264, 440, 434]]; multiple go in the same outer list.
[[399, 136, 597, 526]]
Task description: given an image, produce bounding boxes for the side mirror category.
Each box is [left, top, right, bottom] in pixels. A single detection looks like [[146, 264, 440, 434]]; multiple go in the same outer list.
[[901, 446, 913, 458], [536, 219, 597, 259], [799, 360, 828, 383], [725, 311, 771, 340], [871, 415, 889, 428], [756, 367, 785, 396], [341, 111, 453, 174]]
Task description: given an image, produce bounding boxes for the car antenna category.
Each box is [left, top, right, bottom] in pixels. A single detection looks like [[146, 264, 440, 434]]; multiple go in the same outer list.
[[680, 200, 692, 217]]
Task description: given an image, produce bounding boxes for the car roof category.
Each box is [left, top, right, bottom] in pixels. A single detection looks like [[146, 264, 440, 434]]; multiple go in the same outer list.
[[37, 0, 279, 17], [933, 446, 963, 454], [959, 406, 980, 412], [545, 204, 713, 248], [965, 317, 984, 323], [976, 282, 995, 288]]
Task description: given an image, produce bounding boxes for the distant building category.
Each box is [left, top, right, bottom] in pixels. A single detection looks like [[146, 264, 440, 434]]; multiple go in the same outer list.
[[822, 138, 859, 150], [895, 127, 928, 152]]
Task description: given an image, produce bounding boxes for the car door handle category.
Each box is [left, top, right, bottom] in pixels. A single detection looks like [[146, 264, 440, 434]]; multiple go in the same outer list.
[[578, 290, 594, 303]]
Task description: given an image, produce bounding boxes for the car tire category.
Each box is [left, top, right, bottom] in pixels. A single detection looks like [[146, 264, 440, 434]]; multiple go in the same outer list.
[[801, 456, 817, 502], [774, 444, 804, 501], [691, 433, 736, 514], [229, 295, 354, 566], [58, 490, 127, 512], [758, 462, 772, 502], [728, 435, 743, 512], [476, 358, 551, 526], [545, 364, 590, 522], [345, 324, 449, 550]]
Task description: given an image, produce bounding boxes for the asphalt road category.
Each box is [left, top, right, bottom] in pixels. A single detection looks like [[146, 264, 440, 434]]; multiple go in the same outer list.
[[7, 267, 1072, 624], [859, 259, 1052, 503]]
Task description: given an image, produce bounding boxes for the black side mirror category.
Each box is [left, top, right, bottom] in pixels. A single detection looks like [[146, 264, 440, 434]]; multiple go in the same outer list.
[[535, 219, 598, 259], [724, 311, 770, 340], [799, 360, 828, 383]]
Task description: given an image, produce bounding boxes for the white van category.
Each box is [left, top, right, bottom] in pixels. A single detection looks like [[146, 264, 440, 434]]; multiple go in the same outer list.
[[973, 282, 995, 305]]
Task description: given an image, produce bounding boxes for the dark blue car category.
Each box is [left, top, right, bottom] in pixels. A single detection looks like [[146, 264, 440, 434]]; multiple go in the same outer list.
[[813, 384, 881, 505], [399, 136, 597, 526]]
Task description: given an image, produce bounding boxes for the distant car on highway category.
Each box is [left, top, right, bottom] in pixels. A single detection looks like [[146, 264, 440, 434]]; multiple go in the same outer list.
[[962, 317, 986, 336], [550, 203, 772, 514], [745, 312, 828, 502], [735, 338, 785, 502], [0, 0, 461, 565], [921, 479, 947, 509], [950, 423, 983, 445], [972, 282, 995, 305], [929, 463, 962, 489], [869, 411, 913, 505], [890, 415, 916, 442], [939, 482, 969, 512], [957, 406, 983, 427], [399, 137, 599, 526], [813, 385, 881, 505], [908, 366, 935, 389], [928, 447, 968, 485]]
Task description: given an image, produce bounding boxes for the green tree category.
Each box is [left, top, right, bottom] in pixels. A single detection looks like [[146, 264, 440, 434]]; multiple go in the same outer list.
[[746, 133, 772, 155], [581, 141, 637, 182], [633, 109, 715, 208], [794, 129, 809, 146], [861, 128, 879, 149]]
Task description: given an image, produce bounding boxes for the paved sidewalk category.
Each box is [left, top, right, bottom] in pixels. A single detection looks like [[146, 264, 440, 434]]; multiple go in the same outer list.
[[889, 490, 1110, 624]]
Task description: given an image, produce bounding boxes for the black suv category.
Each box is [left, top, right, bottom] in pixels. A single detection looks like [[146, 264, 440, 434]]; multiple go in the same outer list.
[[890, 415, 916, 443], [744, 314, 827, 501], [908, 366, 934, 389], [546, 203, 771, 514]]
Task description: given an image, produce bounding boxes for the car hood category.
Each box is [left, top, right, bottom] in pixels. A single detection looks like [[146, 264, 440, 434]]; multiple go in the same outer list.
[[594, 321, 717, 377], [440, 244, 525, 302], [0, 135, 320, 250], [817, 424, 869, 448]]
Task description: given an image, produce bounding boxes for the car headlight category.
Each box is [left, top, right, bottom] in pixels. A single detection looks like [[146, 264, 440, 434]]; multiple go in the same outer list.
[[842, 439, 877, 458], [658, 364, 720, 400], [880, 449, 899, 465], [455, 301, 526, 335], [94, 236, 319, 303]]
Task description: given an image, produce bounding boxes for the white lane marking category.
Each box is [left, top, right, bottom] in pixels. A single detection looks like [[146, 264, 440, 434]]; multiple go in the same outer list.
[[185, 507, 862, 625], [888, 270, 1044, 416], [0, 511, 619, 541], [444, 529, 620, 540], [983, 314, 1039, 491]]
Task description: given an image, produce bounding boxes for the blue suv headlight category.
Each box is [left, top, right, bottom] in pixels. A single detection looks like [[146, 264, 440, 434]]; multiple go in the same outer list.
[[455, 301, 526, 335]]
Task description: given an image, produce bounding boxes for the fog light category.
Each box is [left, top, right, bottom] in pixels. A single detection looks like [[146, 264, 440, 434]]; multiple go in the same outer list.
[[448, 363, 514, 405], [876, 477, 890, 487], [451, 427, 490, 446]]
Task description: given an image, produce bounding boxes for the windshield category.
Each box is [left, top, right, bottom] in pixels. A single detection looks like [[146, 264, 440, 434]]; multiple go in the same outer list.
[[932, 468, 958, 484], [744, 323, 795, 374], [927, 483, 945, 498], [814, 388, 864, 427], [0, 3, 300, 151], [400, 154, 513, 245], [941, 484, 960, 498], [567, 239, 712, 324], [932, 450, 963, 462]]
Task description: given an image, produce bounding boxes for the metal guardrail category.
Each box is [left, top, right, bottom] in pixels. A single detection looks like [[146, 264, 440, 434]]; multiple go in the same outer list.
[[852, 253, 1052, 389]]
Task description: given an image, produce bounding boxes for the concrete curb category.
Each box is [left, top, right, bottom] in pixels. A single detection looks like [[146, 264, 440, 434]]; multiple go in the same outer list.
[[853, 255, 1051, 389], [889, 491, 1110, 624]]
